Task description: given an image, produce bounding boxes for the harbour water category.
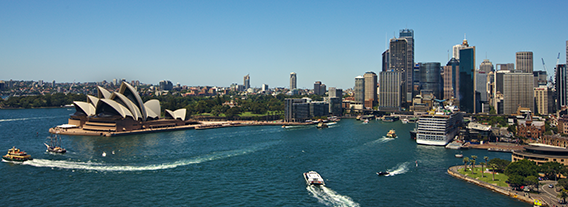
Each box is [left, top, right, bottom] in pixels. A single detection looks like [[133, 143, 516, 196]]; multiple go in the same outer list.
[[1, 108, 529, 206]]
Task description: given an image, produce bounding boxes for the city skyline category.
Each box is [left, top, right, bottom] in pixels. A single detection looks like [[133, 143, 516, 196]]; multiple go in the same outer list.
[[1, 1, 567, 90]]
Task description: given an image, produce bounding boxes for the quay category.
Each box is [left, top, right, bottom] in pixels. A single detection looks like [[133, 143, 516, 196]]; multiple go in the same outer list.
[[464, 142, 524, 152], [49, 120, 315, 137]]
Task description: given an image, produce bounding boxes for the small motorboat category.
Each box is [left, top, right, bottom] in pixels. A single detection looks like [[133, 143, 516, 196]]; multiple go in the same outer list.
[[455, 154, 463, 158], [386, 129, 397, 138], [377, 171, 390, 176], [304, 171, 325, 186], [2, 146, 33, 162], [363, 119, 369, 124]]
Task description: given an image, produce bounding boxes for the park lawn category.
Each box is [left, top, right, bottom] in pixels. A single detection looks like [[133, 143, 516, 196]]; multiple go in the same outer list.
[[239, 111, 280, 117], [458, 167, 509, 187]]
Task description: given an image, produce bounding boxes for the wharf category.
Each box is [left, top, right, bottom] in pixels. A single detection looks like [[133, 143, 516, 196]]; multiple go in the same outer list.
[[464, 142, 524, 152], [50, 120, 314, 137]]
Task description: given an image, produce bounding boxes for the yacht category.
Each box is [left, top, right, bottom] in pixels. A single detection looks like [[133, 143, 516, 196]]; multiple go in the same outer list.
[[416, 106, 463, 146], [303, 171, 325, 186]]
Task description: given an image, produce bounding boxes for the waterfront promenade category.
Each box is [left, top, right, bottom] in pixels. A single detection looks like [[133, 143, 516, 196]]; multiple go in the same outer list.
[[49, 120, 315, 137], [448, 165, 556, 206]]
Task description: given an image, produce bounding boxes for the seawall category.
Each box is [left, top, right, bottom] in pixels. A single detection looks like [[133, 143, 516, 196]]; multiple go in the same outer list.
[[447, 166, 541, 206]]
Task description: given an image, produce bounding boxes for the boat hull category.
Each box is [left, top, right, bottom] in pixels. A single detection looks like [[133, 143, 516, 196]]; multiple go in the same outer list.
[[2, 155, 32, 162]]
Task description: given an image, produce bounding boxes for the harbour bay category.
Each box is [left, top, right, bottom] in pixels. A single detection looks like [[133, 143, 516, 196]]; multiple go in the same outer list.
[[1, 108, 528, 206]]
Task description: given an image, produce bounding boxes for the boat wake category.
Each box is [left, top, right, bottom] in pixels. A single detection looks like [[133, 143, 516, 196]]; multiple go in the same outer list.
[[0, 115, 67, 122], [385, 161, 411, 176], [21, 143, 270, 172], [306, 185, 359, 207]]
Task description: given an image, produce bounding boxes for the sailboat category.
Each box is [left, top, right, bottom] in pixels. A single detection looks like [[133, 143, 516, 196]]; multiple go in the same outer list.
[[45, 134, 66, 154]]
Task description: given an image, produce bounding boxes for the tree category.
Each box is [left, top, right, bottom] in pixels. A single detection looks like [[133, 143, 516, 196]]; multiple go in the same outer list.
[[488, 158, 511, 173], [505, 159, 539, 178], [525, 176, 539, 192], [540, 162, 564, 180], [559, 189, 568, 204], [480, 162, 486, 177], [507, 174, 525, 188], [489, 163, 498, 181], [471, 155, 477, 174], [558, 179, 568, 190], [463, 157, 470, 172]]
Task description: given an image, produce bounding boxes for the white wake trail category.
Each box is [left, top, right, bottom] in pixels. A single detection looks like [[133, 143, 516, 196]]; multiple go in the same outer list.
[[307, 185, 360, 207], [386, 161, 411, 176]]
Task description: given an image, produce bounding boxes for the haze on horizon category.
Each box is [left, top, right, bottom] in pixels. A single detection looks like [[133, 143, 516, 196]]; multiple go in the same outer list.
[[1, 0, 567, 90]]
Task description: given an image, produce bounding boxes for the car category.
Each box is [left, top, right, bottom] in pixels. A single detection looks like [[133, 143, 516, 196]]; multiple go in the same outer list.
[[559, 199, 566, 204], [549, 184, 554, 188]]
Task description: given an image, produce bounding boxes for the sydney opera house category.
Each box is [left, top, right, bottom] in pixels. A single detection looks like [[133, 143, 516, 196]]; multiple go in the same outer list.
[[62, 82, 190, 134]]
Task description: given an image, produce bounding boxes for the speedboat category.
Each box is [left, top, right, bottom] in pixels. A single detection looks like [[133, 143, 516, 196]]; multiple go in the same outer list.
[[377, 171, 390, 176], [2, 146, 33, 162], [455, 154, 463, 158], [363, 119, 369, 124], [386, 129, 397, 138], [304, 171, 325, 186]]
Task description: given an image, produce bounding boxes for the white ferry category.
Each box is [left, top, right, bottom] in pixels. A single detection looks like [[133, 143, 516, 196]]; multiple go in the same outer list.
[[303, 171, 325, 186], [416, 106, 463, 146]]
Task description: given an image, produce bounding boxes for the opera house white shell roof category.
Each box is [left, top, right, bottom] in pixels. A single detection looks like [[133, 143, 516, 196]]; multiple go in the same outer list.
[[73, 82, 186, 121]]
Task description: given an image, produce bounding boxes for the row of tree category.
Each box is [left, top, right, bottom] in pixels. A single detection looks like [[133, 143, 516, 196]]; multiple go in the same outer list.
[[0, 93, 86, 108]]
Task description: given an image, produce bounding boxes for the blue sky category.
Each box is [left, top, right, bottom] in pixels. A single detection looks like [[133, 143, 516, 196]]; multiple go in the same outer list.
[[1, 0, 567, 89]]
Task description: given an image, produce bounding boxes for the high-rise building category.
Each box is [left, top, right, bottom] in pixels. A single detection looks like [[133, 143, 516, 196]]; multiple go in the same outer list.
[[244, 74, 250, 89], [418, 62, 442, 99], [261, 84, 269, 91], [533, 71, 548, 87], [476, 71, 488, 113], [458, 39, 476, 113], [399, 29, 415, 103], [516, 51, 533, 73], [313, 81, 326, 96], [382, 50, 390, 72], [355, 76, 365, 104], [443, 58, 460, 101], [379, 71, 402, 111], [497, 63, 514, 71], [413, 63, 420, 98], [502, 72, 534, 114], [389, 38, 409, 104], [328, 87, 343, 98], [314, 81, 322, 95], [452, 44, 466, 60], [290, 72, 297, 90], [479, 59, 494, 73], [556, 64, 568, 109], [363, 71, 377, 108], [534, 86, 554, 115]]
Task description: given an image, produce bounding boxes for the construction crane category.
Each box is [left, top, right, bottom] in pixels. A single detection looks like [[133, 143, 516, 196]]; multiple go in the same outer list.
[[542, 58, 547, 72], [557, 52, 561, 66]]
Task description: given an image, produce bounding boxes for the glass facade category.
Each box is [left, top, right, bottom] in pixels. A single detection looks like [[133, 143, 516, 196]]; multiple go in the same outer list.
[[459, 47, 475, 113]]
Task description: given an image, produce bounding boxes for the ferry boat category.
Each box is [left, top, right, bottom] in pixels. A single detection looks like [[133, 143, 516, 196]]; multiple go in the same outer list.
[[45, 134, 66, 154], [316, 122, 328, 129], [386, 129, 397, 138], [2, 147, 33, 162], [415, 106, 463, 146], [303, 171, 325, 186]]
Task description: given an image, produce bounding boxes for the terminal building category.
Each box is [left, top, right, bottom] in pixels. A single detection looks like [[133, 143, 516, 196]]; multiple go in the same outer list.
[[512, 145, 568, 165]]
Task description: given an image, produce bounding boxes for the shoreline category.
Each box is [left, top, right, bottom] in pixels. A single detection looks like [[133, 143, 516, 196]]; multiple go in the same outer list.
[[447, 165, 544, 206], [49, 120, 316, 137]]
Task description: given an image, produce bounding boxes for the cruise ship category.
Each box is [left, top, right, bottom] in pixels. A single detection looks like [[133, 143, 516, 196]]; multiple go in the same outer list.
[[415, 106, 463, 146]]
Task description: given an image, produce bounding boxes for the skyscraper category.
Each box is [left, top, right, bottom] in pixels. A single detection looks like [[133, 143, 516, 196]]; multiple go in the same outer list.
[[399, 29, 415, 103], [355, 76, 365, 104], [556, 64, 568, 109], [363, 71, 377, 108], [497, 63, 514, 71], [382, 50, 390, 72], [443, 58, 460, 101], [244, 74, 250, 90], [534, 86, 553, 115], [418, 62, 442, 99], [458, 39, 476, 113], [328, 87, 343, 98], [379, 71, 402, 111], [516, 51, 533, 73], [502, 72, 534, 114], [290, 72, 297, 90], [389, 38, 409, 104], [313, 81, 326, 96], [479, 59, 494, 73]]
